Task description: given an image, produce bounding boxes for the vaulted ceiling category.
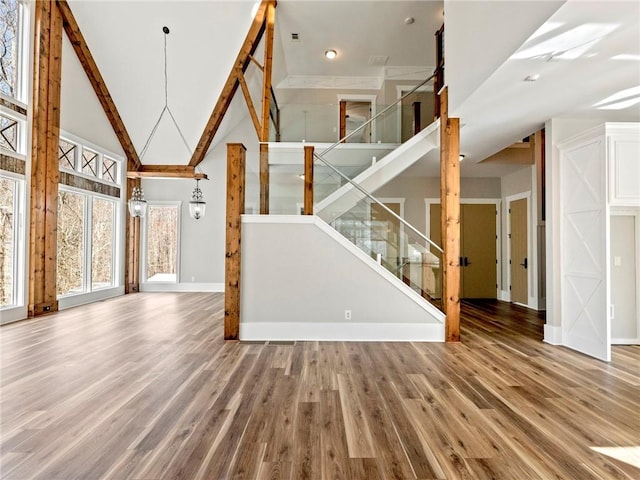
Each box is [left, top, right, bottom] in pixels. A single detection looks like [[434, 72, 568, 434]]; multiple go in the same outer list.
[[65, 0, 640, 177]]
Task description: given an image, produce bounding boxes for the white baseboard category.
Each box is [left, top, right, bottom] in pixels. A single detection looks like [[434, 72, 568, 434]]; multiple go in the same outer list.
[[612, 338, 639, 345], [140, 282, 224, 293], [59, 286, 125, 310], [543, 324, 562, 345], [240, 321, 445, 342], [0, 305, 28, 325]]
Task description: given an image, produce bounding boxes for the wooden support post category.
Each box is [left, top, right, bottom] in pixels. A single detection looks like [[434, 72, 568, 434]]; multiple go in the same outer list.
[[339, 100, 347, 142], [124, 178, 141, 294], [303, 146, 314, 215], [260, 143, 269, 214], [29, 0, 63, 317], [225, 143, 246, 341], [413, 101, 421, 135], [439, 87, 461, 342]]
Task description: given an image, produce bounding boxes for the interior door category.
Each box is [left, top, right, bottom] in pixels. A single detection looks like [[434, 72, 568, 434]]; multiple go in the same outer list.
[[462, 204, 497, 298], [561, 138, 609, 362], [510, 198, 528, 304], [430, 203, 497, 299], [340, 101, 371, 143]]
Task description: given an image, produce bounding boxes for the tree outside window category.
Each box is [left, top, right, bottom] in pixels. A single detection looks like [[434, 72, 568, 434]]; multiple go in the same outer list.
[[0, 176, 15, 305], [146, 205, 179, 282], [0, 0, 19, 99]]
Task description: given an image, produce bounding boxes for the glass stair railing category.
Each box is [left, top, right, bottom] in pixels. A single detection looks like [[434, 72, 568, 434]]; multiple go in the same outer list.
[[313, 74, 437, 203], [315, 153, 444, 311]]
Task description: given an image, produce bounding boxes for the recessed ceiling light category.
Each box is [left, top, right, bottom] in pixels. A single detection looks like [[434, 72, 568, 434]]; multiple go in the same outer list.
[[459, 154, 466, 161], [325, 49, 337, 60], [405, 17, 415, 25], [524, 74, 540, 82]]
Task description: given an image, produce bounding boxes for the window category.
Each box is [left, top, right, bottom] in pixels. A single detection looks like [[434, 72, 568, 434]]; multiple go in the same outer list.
[[58, 138, 77, 170], [91, 198, 114, 290], [0, 0, 28, 104], [57, 188, 119, 297], [57, 190, 85, 296], [56, 133, 123, 302], [59, 135, 121, 185], [0, 174, 20, 307], [145, 204, 180, 283]]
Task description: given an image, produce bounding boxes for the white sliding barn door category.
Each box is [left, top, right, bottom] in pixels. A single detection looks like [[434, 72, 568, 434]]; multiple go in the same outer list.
[[560, 137, 610, 361]]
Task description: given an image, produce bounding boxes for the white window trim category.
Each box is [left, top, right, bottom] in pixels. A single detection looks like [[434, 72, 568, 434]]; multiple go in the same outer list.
[[58, 130, 124, 188], [56, 186, 121, 304], [0, 172, 26, 318], [141, 201, 182, 285]]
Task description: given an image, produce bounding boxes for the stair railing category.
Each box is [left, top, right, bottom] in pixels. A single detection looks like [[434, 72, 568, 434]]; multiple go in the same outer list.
[[316, 72, 437, 161]]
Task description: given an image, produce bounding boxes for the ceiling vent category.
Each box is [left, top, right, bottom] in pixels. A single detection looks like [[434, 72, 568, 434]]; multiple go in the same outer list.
[[291, 33, 301, 42], [369, 55, 389, 66]]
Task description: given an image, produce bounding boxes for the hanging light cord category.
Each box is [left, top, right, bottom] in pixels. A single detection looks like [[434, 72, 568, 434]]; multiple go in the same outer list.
[[140, 26, 193, 160]]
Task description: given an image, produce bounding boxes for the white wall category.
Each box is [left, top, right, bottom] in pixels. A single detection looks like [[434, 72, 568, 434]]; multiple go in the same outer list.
[[141, 95, 261, 291], [60, 36, 125, 158], [240, 216, 445, 341]]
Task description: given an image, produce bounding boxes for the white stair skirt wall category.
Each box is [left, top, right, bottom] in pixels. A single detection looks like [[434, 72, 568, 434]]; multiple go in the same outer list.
[[240, 215, 445, 342], [315, 120, 440, 220], [559, 132, 610, 362]]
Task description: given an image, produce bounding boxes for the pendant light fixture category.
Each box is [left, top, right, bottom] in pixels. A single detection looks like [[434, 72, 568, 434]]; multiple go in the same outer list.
[[189, 178, 206, 220], [128, 186, 147, 218], [129, 25, 206, 218]]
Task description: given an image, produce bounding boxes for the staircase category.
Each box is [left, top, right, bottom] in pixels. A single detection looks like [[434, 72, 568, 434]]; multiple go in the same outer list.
[[241, 76, 446, 341], [315, 119, 440, 221]]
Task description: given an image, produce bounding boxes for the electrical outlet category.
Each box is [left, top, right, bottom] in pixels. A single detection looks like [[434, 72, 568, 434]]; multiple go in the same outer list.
[[344, 310, 351, 320]]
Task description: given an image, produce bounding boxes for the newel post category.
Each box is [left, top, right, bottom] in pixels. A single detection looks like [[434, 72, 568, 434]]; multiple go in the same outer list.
[[303, 145, 314, 215]]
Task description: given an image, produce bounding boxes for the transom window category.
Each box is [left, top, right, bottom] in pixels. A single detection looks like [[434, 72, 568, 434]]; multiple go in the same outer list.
[[58, 134, 121, 186], [58, 139, 77, 170]]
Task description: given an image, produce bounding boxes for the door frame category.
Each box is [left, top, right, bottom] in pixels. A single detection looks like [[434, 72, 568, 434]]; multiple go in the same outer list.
[[337, 94, 377, 142], [506, 192, 531, 306], [396, 85, 433, 143], [425, 198, 501, 298], [610, 208, 640, 344]]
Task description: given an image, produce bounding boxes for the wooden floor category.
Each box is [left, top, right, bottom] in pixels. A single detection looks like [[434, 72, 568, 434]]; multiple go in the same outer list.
[[1, 293, 638, 480]]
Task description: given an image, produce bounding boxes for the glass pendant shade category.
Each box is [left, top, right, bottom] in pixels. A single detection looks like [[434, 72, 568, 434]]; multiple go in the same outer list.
[[128, 187, 148, 218], [189, 179, 206, 220]]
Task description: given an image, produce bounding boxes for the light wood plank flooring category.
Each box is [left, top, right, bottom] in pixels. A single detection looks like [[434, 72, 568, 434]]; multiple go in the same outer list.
[[1, 293, 638, 479]]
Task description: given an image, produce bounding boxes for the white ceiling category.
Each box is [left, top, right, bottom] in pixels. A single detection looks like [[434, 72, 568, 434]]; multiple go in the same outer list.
[[66, 0, 639, 176]]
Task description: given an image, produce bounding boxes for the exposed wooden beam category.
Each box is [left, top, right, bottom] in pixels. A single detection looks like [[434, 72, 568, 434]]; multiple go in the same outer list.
[[439, 87, 461, 342], [225, 143, 246, 341], [237, 70, 262, 139], [248, 54, 264, 72], [303, 146, 314, 215], [56, 0, 141, 172], [127, 165, 208, 180], [29, 0, 63, 317], [189, 0, 276, 167], [124, 178, 141, 294], [260, 0, 275, 142], [260, 143, 269, 214]]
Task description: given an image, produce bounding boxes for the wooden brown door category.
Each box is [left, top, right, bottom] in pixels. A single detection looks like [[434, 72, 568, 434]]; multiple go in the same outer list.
[[430, 203, 497, 299], [461, 204, 497, 298], [510, 198, 528, 304]]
